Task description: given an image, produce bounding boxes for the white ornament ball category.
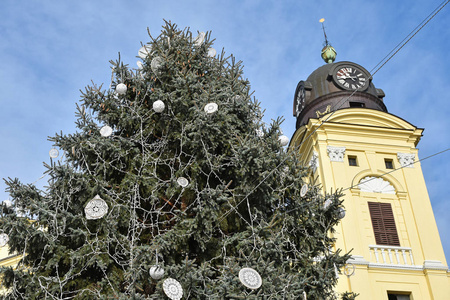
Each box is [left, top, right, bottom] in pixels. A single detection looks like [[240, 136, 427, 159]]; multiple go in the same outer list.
[[153, 100, 165, 113], [338, 207, 346, 219], [194, 32, 205, 47], [149, 265, 165, 280], [100, 125, 113, 137], [278, 135, 289, 146], [0, 233, 9, 247], [116, 83, 127, 95], [177, 177, 189, 187], [207, 48, 217, 57]]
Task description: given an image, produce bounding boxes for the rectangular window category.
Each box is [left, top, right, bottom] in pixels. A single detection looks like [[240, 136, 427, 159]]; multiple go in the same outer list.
[[368, 202, 400, 246], [348, 156, 358, 166], [349, 101, 365, 108], [385, 159, 394, 169], [388, 293, 410, 300]]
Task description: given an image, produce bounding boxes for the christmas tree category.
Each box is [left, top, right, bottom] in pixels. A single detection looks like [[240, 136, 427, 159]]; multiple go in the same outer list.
[[0, 21, 356, 299]]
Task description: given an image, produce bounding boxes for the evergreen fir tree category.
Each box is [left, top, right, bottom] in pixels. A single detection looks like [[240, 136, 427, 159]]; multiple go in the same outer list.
[[0, 21, 356, 299]]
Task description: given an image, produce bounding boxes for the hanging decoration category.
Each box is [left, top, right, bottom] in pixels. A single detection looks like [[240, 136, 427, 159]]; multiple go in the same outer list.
[[85, 195, 108, 220], [334, 263, 340, 279], [116, 83, 127, 95], [207, 48, 217, 57], [300, 184, 309, 197], [204, 102, 218, 114], [338, 207, 346, 219], [136, 61, 144, 70], [0, 233, 9, 247], [153, 100, 165, 113], [256, 129, 264, 137], [278, 135, 289, 146], [323, 198, 332, 210], [343, 263, 355, 276], [177, 177, 189, 188], [100, 125, 113, 137], [138, 45, 152, 59], [303, 291, 307, 300], [194, 32, 205, 46], [238, 267, 262, 290], [163, 278, 183, 300], [151, 57, 164, 74], [149, 265, 165, 280], [49, 148, 59, 159]]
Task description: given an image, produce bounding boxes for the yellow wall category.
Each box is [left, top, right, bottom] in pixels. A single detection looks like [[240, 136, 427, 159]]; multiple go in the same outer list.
[[291, 108, 450, 300]]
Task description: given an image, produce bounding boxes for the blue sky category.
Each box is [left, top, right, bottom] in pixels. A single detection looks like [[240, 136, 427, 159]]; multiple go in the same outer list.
[[1, 1, 449, 264]]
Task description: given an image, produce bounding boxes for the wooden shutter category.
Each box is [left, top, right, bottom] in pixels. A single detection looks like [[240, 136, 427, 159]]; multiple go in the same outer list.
[[368, 202, 400, 246]]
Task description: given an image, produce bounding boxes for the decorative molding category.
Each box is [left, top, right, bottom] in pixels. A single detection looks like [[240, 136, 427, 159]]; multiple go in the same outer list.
[[423, 260, 448, 271], [358, 176, 395, 194], [309, 151, 319, 173], [397, 152, 415, 168], [327, 146, 346, 162], [347, 255, 369, 266]]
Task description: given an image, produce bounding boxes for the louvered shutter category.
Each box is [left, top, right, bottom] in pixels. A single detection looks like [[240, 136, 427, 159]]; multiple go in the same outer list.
[[368, 202, 400, 246]]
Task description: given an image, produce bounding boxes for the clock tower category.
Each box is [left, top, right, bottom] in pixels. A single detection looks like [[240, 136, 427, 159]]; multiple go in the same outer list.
[[290, 45, 450, 299]]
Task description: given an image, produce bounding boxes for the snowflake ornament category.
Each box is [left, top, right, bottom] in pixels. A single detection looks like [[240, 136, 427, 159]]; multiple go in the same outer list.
[[85, 195, 108, 220], [163, 278, 183, 300]]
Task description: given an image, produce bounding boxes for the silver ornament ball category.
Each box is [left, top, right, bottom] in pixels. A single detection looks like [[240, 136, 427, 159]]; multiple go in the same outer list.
[[149, 265, 165, 280]]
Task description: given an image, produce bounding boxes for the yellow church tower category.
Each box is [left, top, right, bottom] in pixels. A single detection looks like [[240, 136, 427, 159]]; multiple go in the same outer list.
[[290, 41, 450, 299]]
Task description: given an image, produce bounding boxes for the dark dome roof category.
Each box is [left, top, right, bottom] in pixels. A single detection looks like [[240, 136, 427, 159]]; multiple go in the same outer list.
[[293, 61, 387, 129]]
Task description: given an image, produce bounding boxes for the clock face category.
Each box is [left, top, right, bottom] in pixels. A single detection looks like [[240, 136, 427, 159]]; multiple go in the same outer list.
[[335, 66, 368, 90], [295, 87, 306, 116]]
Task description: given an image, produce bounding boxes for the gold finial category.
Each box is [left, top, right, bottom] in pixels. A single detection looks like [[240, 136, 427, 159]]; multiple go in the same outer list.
[[319, 18, 337, 64]]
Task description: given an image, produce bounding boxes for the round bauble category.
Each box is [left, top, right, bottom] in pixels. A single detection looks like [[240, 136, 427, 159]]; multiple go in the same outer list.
[[278, 135, 289, 146], [138, 45, 152, 59], [149, 265, 165, 280], [338, 207, 346, 219], [153, 100, 165, 113], [0, 233, 9, 247], [194, 32, 205, 46], [116, 83, 127, 95]]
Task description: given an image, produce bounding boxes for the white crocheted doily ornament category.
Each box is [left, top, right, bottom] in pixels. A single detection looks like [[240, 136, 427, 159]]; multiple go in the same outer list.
[[207, 48, 217, 57], [177, 177, 189, 188], [194, 32, 205, 46], [138, 45, 152, 59], [238, 267, 262, 290], [0, 233, 9, 247], [151, 56, 164, 74], [300, 184, 309, 197], [116, 83, 127, 95], [49, 148, 59, 158], [85, 195, 108, 220], [149, 265, 165, 280], [163, 278, 183, 300], [100, 125, 113, 137], [204, 102, 218, 114], [153, 100, 165, 113]]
